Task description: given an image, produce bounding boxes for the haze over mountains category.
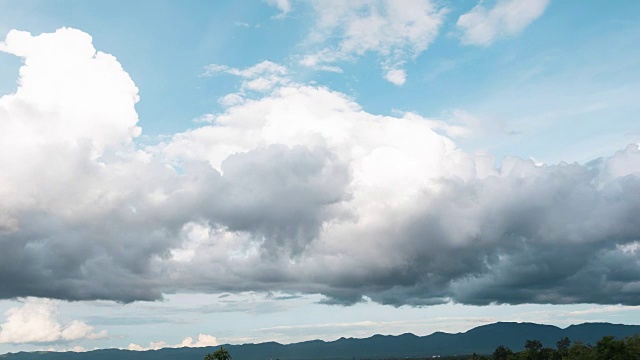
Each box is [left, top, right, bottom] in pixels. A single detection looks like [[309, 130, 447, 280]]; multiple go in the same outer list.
[[3, 322, 640, 360]]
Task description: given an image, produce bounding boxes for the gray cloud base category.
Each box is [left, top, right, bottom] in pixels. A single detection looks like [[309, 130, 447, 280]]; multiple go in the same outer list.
[[2, 145, 640, 306]]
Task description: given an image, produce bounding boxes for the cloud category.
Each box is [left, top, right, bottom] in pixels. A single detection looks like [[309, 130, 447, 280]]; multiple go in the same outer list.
[[233, 21, 251, 28], [128, 333, 218, 351], [0, 28, 170, 302], [384, 68, 406, 86], [2, 28, 640, 309], [457, 0, 550, 46], [299, 0, 446, 84], [159, 79, 640, 306], [203, 61, 289, 94], [567, 305, 640, 316], [0, 298, 107, 344], [266, 0, 292, 19], [128, 342, 166, 351], [42, 345, 89, 352], [179, 334, 219, 347]]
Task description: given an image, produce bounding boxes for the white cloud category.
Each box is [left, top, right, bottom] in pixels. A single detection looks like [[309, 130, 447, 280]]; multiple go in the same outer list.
[[62, 321, 108, 341], [266, 0, 292, 19], [179, 334, 219, 347], [0, 28, 140, 151], [218, 93, 245, 107], [300, 0, 446, 84], [384, 68, 406, 86], [0, 299, 107, 344], [0, 27, 143, 232], [457, 0, 550, 46], [203, 61, 289, 93], [42, 345, 89, 352], [128, 341, 166, 351], [128, 334, 218, 351], [300, 54, 344, 73], [403, 111, 473, 139], [567, 305, 640, 316]]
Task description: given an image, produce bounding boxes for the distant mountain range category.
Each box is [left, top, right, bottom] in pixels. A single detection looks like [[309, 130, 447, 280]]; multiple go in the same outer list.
[[2, 322, 640, 360]]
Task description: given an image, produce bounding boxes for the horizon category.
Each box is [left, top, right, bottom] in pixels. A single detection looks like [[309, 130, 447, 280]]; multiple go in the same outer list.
[[1, 0, 640, 355], [3, 321, 639, 355]]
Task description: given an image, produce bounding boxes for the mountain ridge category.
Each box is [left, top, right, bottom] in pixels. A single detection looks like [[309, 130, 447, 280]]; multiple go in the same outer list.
[[2, 322, 640, 360]]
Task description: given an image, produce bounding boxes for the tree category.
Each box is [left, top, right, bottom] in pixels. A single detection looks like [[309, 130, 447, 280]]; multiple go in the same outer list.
[[556, 337, 570, 356], [525, 339, 543, 352], [594, 336, 627, 360], [471, 353, 490, 360], [566, 341, 592, 360], [523, 340, 543, 360], [539, 347, 556, 360], [204, 346, 232, 360], [624, 335, 640, 360], [493, 345, 513, 360]]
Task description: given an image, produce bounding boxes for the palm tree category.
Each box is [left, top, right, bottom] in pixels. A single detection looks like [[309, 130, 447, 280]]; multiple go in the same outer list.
[[204, 346, 232, 360]]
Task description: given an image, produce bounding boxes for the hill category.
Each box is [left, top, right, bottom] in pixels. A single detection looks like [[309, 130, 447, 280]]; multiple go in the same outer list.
[[2, 322, 640, 360]]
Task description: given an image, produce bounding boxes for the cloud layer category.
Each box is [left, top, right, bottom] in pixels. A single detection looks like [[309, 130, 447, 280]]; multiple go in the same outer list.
[[1, 28, 640, 308]]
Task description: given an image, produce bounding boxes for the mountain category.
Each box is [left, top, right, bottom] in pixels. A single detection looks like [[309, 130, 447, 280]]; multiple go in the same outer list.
[[2, 322, 640, 360]]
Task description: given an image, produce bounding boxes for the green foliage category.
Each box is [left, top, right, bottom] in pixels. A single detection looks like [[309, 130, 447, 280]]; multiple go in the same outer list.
[[566, 340, 593, 360], [555, 337, 570, 359], [204, 346, 232, 360], [492, 345, 513, 360], [490, 334, 640, 360]]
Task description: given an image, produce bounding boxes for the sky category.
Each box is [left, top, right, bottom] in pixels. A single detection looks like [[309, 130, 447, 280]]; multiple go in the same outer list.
[[0, 0, 640, 354]]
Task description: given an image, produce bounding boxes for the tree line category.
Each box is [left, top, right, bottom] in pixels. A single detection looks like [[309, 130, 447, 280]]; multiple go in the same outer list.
[[472, 334, 640, 360]]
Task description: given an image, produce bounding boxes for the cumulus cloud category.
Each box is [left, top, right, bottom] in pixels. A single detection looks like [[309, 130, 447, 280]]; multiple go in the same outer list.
[[2, 28, 640, 309], [128, 333, 218, 351], [0, 299, 107, 344], [128, 342, 166, 351], [42, 345, 89, 352], [158, 80, 640, 306], [384, 68, 407, 86], [297, 0, 445, 84], [179, 334, 219, 347], [457, 0, 550, 46]]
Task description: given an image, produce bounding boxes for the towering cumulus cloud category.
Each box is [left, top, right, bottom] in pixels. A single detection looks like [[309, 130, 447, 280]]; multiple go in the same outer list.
[[0, 28, 168, 301], [1, 28, 640, 306]]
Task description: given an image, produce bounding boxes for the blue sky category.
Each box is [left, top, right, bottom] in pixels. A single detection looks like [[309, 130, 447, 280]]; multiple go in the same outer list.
[[1, 0, 640, 354]]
